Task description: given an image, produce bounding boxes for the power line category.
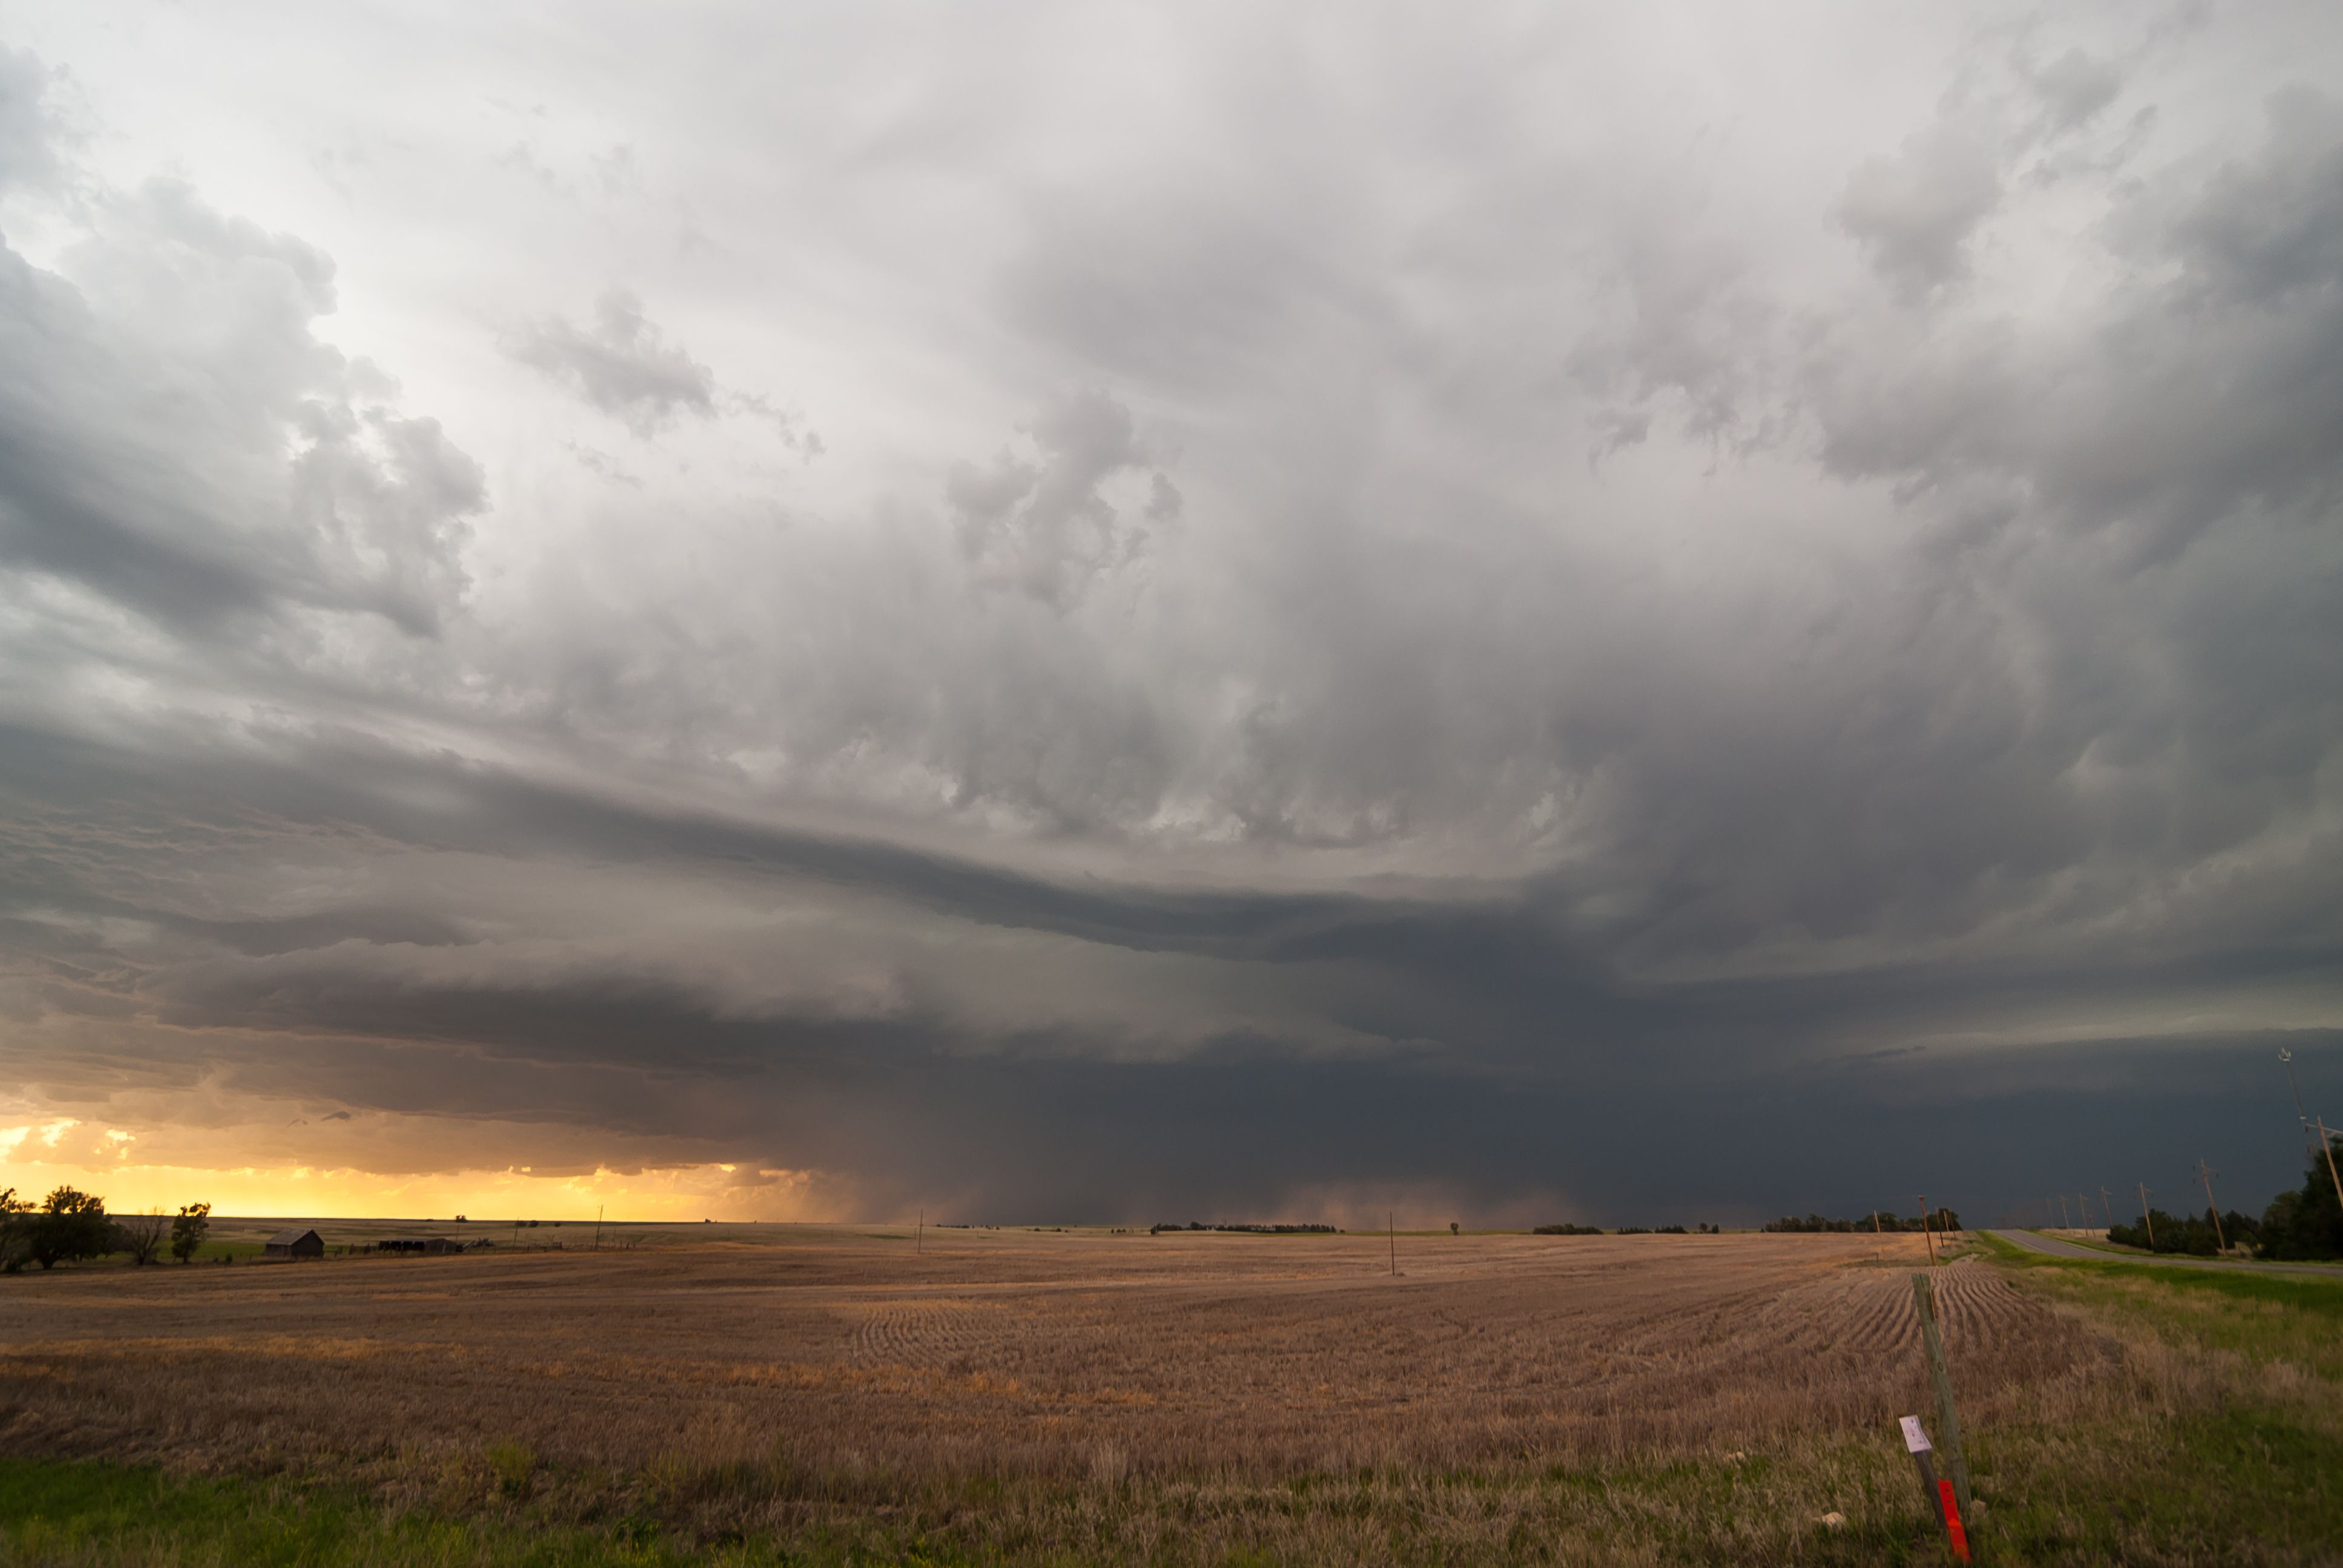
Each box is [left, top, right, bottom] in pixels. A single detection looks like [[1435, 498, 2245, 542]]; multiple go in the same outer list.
[[2194, 1159, 2225, 1252]]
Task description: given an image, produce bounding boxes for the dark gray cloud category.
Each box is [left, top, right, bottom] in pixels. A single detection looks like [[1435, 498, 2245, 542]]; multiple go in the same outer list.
[[1835, 125, 2002, 296], [506, 288, 715, 436], [948, 389, 1178, 608], [0, 45, 62, 194], [2019, 47, 2125, 136], [1, 5, 2338, 1223], [0, 172, 481, 638]]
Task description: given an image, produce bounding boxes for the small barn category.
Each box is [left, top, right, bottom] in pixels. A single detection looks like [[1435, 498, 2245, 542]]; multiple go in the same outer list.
[[263, 1227, 324, 1259], [375, 1236, 463, 1255]]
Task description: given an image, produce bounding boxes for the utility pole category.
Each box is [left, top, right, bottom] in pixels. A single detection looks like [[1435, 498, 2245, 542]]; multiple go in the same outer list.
[[2100, 1186, 2113, 1230], [2058, 1194, 2070, 1230], [2138, 1183, 2154, 1249], [593, 1203, 604, 1252], [2318, 1119, 2343, 1218], [2195, 1160, 2226, 1251], [2079, 1192, 2091, 1228], [1917, 1195, 1939, 1266]]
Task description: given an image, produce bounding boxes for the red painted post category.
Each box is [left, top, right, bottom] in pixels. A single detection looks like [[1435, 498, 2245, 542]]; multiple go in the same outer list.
[[1900, 1416, 1971, 1561]]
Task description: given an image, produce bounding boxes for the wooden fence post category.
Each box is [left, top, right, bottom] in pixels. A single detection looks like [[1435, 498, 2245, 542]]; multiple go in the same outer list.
[[1912, 1272, 1973, 1525]]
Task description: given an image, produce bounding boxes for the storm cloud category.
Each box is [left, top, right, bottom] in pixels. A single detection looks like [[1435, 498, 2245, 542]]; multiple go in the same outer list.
[[0, 4, 2338, 1224], [506, 289, 716, 436]]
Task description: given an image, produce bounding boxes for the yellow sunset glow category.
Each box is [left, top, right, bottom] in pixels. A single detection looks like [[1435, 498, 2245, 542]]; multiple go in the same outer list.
[[0, 1129, 833, 1223]]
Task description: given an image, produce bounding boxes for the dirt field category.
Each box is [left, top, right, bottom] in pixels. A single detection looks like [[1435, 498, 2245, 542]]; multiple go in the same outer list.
[[0, 1226, 2099, 1486]]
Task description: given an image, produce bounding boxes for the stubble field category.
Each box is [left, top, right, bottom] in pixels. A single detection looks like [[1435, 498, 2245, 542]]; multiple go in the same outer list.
[[1, 1226, 2072, 1481], [7, 1224, 2335, 1564]]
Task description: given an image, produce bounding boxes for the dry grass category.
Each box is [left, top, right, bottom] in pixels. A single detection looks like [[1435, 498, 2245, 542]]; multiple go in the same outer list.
[[10, 1228, 2343, 1563], [0, 1227, 2094, 1486]]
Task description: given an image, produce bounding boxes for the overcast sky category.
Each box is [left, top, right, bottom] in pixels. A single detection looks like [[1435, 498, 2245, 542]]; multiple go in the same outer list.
[[2, 2, 2338, 1226]]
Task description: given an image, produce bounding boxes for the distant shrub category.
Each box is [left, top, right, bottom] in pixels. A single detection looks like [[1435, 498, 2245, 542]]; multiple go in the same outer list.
[[1532, 1223, 1604, 1235], [1763, 1209, 1959, 1234], [27, 1187, 113, 1269], [2108, 1206, 2258, 1257], [0, 1187, 27, 1273], [171, 1203, 211, 1264], [114, 1212, 167, 1266]]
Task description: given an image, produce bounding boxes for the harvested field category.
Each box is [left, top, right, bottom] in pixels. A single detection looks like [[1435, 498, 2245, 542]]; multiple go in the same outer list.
[[0, 1227, 2106, 1486]]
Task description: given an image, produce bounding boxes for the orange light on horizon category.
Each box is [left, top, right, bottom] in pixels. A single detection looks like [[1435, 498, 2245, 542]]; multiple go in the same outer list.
[[0, 1151, 836, 1224]]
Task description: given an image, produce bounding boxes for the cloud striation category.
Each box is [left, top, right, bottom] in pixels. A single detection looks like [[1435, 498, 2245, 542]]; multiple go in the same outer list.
[[0, 7, 2338, 1224]]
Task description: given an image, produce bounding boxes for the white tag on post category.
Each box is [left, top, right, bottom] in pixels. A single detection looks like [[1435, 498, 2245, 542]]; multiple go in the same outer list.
[[1899, 1416, 1933, 1454]]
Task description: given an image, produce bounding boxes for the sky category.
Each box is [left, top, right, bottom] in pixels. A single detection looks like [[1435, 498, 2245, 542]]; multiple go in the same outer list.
[[1, 2, 2339, 1227]]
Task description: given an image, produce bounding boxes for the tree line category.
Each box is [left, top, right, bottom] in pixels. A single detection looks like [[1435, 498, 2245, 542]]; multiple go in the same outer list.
[[2106, 1138, 2343, 1260], [1532, 1223, 1723, 1235], [0, 1188, 211, 1272], [1762, 1209, 1961, 1233]]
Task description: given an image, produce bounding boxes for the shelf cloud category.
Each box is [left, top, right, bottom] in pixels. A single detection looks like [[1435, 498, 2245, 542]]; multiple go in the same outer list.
[[0, 5, 2338, 1224]]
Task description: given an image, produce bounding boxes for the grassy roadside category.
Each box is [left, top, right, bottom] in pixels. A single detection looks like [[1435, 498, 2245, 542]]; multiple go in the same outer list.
[[1979, 1230, 2343, 1380], [2013, 1229, 2343, 1269], [6, 1247, 2341, 1566]]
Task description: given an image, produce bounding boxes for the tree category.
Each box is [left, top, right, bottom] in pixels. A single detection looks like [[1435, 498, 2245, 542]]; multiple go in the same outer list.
[[27, 1187, 113, 1270], [171, 1202, 212, 1264], [0, 1187, 28, 1273], [2257, 1133, 2343, 1261], [115, 1210, 167, 1266], [2109, 1206, 2256, 1256]]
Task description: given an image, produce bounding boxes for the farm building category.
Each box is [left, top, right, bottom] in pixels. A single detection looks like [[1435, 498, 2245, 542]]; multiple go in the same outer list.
[[263, 1228, 324, 1259], [375, 1236, 464, 1255]]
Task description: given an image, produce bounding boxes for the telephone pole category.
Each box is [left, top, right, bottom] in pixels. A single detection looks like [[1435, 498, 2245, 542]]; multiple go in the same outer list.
[[2057, 1194, 2070, 1230], [2137, 1183, 2155, 1249], [2100, 1186, 2113, 1230], [2283, 1050, 2343, 1213], [1917, 1195, 1939, 1266], [2194, 1160, 2225, 1251]]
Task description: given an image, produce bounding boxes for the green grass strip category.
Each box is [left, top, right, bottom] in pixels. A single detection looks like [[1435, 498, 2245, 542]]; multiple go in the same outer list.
[[1981, 1231, 2343, 1318], [0, 1457, 792, 1568]]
